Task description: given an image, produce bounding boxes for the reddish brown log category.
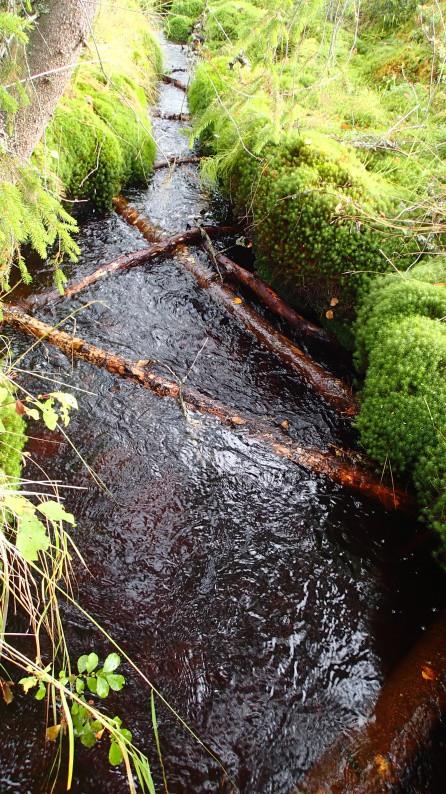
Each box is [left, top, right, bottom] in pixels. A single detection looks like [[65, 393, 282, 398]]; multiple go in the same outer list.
[[14, 226, 237, 311], [3, 307, 411, 512], [294, 609, 446, 793], [162, 74, 188, 91], [201, 241, 335, 345], [112, 195, 162, 242], [153, 154, 201, 170], [175, 246, 359, 416]]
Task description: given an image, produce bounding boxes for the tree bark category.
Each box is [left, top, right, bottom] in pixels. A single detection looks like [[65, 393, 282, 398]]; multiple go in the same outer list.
[[3, 306, 412, 512], [7, 0, 99, 160], [294, 609, 446, 793]]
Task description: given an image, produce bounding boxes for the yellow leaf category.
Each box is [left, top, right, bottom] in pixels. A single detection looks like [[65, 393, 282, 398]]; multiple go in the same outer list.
[[233, 296, 243, 305], [330, 297, 339, 307], [280, 419, 290, 431], [374, 753, 392, 778], [421, 664, 436, 681], [325, 310, 334, 320], [46, 724, 62, 742], [95, 729, 105, 740]]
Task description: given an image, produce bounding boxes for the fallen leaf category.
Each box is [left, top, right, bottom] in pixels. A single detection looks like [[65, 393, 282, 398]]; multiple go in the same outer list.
[[46, 724, 62, 742], [0, 679, 13, 705], [95, 729, 105, 740], [325, 310, 334, 320], [280, 419, 290, 431], [15, 400, 25, 416], [233, 296, 243, 305], [330, 297, 339, 307], [421, 664, 436, 681], [374, 753, 392, 778]]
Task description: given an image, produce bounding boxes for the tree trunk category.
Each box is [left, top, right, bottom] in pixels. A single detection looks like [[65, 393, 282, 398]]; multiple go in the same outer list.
[[2, 306, 413, 513], [7, 0, 99, 160]]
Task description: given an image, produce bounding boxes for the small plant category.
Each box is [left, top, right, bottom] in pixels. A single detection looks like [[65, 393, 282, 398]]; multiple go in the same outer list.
[[20, 651, 133, 767]]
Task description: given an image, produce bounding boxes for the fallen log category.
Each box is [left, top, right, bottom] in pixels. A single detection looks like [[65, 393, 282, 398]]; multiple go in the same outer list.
[[3, 306, 411, 512], [152, 110, 191, 121], [200, 234, 335, 345], [153, 154, 201, 170], [162, 73, 187, 91], [112, 195, 162, 242], [175, 245, 359, 416], [14, 226, 237, 311], [112, 201, 356, 413], [294, 609, 446, 793]]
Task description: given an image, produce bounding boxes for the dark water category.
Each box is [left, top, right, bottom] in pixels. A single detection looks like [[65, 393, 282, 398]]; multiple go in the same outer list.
[[1, 41, 445, 794]]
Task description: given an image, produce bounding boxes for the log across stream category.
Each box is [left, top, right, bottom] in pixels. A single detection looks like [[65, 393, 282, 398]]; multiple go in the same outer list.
[[2, 38, 446, 794]]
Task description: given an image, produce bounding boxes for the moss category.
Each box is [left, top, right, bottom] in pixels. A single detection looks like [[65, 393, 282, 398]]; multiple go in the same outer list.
[[0, 376, 26, 481], [230, 132, 411, 318], [170, 0, 205, 16], [165, 13, 194, 43], [204, 1, 263, 45], [354, 261, 446, 371], [356, 315, 446, 475], [36, 0, 161, 210], [415, 441, 446, 555]]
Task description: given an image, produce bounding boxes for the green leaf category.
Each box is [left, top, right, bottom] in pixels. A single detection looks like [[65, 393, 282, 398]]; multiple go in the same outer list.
[[85, 653, 99, 673], [106, 674, 125, 692], [87, 676, 97, 694], [16, 514, 50, 562], [80, 729, 97, 748], [96, 675, 109, 699], [77, 655, 88, 674], [37, 500, 75, 526], [41, 399, 58, 430], [19, 676, 37, 693], [108, 741, 123, 766], [35, 681, 46, 701], [75, 677, 85, 695], [102, 653, 120, 673], [24, 406, 39, 421], [49, 392, 78, 426]]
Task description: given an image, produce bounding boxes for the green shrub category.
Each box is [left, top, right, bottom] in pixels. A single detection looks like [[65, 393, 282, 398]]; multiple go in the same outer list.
[[165, 13, 194, 42], [362, 0, 418, 32], [356, 315, 446, 475]]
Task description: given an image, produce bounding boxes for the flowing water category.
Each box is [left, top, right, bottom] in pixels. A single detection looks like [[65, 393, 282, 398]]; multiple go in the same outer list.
[[1, 41, 445, 794]]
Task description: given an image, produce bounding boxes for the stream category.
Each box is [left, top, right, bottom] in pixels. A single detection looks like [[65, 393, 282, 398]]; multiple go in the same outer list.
[[1, 40, 445, 794]]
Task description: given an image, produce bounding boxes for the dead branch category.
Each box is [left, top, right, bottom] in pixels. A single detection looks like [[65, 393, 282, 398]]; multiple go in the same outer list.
[[294, 609, 446, 793], [175, 245, 358, 416], [153, 154, 201, 170], [162, 74, 187, 91], [200, 232, 336, 345], [3, 306, 411, 512], [14, 225, 237, 311], [152, 110, 191, 121]]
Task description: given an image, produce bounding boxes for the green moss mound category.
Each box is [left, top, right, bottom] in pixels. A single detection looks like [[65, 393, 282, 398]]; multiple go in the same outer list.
[[356, 314, 446, 477], [0, 377, 26, 481], [170, 0, 204, 16], [415, 441, 446, 553], [165, 13, 194, 43], [204, 1, 263, 44], [231, 132, 409, 318], [354, 261, 446, 371]]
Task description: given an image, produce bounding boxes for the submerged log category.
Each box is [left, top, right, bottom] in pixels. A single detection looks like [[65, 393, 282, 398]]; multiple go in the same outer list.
[[175, 245, 358, 416], [153, 154, 202, 170], [15, 226, 237, 311], [294, 609, 446, 793], [3, 306, 411, 512], [162, 74, 188, 91], [200, 235, 334, 345]]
